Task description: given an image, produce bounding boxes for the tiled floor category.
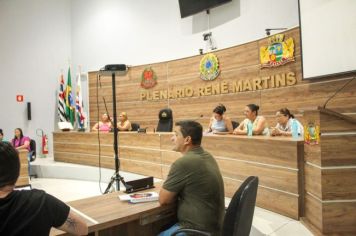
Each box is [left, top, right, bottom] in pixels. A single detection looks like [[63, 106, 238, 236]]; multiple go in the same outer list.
[[30, 177, 313, 236]]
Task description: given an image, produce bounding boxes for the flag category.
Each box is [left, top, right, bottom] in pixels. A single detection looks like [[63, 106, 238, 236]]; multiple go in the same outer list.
[[58, 73, 67, 122], [75, 72, 85, 129], [65, 67, 75, 126]]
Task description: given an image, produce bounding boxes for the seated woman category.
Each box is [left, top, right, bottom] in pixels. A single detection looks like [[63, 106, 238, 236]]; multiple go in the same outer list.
[[11, 128, 33, 163], [117, 112, 132, 131], [271, 108, 304, 136], [233, 104, 268, 135], [207, 104, 233, 134], [92, 113, 112, 132], [11, 128, 30, 151]]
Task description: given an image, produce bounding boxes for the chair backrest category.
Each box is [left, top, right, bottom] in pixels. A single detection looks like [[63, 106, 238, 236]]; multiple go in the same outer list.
[[156, 108, 173, 132], [131, 123, 140, 131], [29, 139, 36, 161], [222, 176, 259, 236], [232, 121, 239, 130]]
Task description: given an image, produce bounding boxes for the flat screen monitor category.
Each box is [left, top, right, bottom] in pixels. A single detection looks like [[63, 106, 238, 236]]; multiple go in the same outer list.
[[299, 0, 356, 79], [179, 0, 232, 18]]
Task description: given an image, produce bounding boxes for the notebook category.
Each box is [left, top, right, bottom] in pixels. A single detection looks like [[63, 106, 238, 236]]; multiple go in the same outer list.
[[118, 192, 159, 203]]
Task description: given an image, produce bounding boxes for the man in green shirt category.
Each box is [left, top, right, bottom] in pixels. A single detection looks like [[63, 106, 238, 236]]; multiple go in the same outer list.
[[159, 120, 225, 236]]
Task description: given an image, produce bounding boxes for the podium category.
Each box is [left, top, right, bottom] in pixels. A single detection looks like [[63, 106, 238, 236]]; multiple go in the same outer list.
[[302, 107, 356, 235], [15, 150, 30, 188]]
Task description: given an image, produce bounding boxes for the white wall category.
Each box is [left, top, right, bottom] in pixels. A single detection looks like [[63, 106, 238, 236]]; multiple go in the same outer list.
[[0, 0, 71, 154], [71, 0, 300, 72]]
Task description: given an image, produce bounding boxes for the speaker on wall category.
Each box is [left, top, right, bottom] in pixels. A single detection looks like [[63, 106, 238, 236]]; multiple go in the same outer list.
[[27, 102, 31, 120]]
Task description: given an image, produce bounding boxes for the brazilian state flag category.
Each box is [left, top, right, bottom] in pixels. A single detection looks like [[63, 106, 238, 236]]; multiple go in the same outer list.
[[65, 67, 75, 126]]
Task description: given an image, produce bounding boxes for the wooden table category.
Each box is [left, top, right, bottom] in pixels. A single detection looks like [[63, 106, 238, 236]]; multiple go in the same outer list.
[[50, 186, 176, 236]]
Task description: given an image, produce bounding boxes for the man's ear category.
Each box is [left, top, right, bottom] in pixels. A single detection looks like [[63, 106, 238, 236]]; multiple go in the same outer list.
[[184, 136, 192, 145]]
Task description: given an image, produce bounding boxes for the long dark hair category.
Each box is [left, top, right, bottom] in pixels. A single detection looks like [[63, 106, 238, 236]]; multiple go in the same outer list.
[[246, 104, 260, 116], [278, 108, 294, 119], [12, 128, 24, 146], [213, 104, 226, 116]]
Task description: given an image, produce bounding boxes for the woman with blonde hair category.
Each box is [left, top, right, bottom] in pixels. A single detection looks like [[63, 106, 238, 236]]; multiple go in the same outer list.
[[117, 112, 132, 131]]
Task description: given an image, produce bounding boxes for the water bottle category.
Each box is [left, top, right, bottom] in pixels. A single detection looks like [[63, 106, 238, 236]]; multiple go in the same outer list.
[[247, 121, 253, 136], [291, 119, 299, 139]]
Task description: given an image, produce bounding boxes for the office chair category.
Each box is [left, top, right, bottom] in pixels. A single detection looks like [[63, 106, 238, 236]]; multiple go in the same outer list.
[[156, 108, 173, 132], [232, 121, 239, 130], [29, 139, 37, 179], [172, 176, 259, 236], [131, 123, 140, 131]]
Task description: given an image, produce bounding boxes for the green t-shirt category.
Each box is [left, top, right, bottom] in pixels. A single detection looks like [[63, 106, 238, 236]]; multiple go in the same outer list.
[[163, 146, 225, 235]]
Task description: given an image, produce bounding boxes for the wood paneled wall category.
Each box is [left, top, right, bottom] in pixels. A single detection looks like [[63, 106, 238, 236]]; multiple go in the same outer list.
[[53, 132, 304, 219], [88, 27, 356, 130]]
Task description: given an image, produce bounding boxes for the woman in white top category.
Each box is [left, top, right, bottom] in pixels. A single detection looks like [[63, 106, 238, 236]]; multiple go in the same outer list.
[[233, 104, 268, 135], [207, 104, 233, 134], [271, 108, 304, 136]]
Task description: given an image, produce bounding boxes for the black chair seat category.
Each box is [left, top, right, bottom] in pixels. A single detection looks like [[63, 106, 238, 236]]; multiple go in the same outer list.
[[131, 123, 140, 131], [171, 176, 259, 236], [29, 139, 37, 179], [29, 139, 36, 162], [232, 121, 239, 130], [157, 108, 173, 132]]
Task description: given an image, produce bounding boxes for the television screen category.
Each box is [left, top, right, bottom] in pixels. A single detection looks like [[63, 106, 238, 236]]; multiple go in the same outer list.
[[299, 0, 356, 79], [179, 0, 232, 18]]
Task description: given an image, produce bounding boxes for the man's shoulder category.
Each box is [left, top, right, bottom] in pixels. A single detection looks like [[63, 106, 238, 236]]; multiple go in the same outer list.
[[15, 189, 46, 199], [179, 148, 213, 162]]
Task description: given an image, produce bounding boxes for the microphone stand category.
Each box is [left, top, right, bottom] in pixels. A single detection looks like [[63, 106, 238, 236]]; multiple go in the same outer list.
[[323, 77, 355, 109], [111, 71, 120, 191], [100, 66, 128, 193]]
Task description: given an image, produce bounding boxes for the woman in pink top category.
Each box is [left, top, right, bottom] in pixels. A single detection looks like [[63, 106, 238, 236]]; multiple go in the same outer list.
[[92, 113, 112, 132], [11, 128, 30, 151]]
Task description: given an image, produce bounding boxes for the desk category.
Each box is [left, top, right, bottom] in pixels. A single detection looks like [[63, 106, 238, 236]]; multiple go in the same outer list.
[[50, 186, 176, 236], [53, 132, 304, 219]]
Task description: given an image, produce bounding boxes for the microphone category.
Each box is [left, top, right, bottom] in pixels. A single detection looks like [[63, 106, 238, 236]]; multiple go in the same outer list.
[[98, 74, 102, 88], [323, 77, 355, 109]]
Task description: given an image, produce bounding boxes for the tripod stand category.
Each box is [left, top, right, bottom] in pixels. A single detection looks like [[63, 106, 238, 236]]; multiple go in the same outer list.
[[100, 65, 128, 193], [104, 170, 132, 194]]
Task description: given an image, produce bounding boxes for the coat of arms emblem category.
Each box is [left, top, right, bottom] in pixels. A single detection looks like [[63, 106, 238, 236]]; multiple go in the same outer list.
[[141, 67, 157, 89], [199, 53, 220, 81], [260, 34, 295, 68]]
